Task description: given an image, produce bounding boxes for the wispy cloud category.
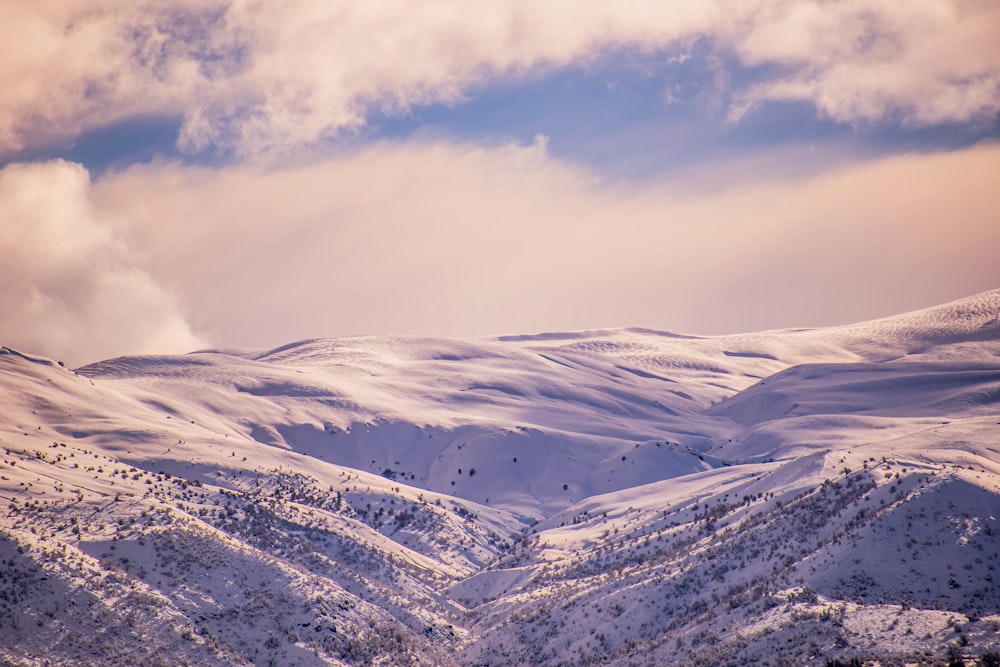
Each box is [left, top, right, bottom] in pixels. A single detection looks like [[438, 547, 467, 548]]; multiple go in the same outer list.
[[728, 0, 1000, 126], [1, 2, 996, 364], [0, 160, 206, 366], [1, 1, 996, 157], [89, 140, 1000, 348]]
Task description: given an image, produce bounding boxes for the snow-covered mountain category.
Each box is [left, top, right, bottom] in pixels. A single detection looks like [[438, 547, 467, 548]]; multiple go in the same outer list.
[[2, 290, 999, 665]]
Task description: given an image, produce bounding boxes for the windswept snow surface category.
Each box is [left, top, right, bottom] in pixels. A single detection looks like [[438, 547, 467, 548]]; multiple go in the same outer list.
[[2, 289, 1000, 665]]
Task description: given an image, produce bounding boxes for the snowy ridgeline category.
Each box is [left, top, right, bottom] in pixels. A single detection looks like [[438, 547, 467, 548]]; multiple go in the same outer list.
[[1, 289, 999, 666]]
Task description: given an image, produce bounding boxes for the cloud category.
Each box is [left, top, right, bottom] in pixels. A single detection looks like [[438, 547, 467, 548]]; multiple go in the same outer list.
[[0, 1, 215, 154], [1, 1, 997, 157], [728, 0, 1000, 126], [2, 2, 993, 364], [0, 160, 206, 366], [89, 139, 1000, 348]]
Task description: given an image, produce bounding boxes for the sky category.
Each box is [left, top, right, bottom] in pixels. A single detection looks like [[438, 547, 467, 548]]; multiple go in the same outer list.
[[1, 1, 999, 367]]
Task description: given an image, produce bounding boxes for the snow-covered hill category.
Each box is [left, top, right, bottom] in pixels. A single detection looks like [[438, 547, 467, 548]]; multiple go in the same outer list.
[[2, 289, 999, 665]]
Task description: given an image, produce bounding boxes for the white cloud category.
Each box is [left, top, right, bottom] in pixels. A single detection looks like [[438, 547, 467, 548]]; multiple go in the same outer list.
[[1, 3, 996, 363], [89, 140, 1000, 348], [0, 1, 217, 154], [728, 0, 1000, 125], [0, 160, 206, 366], [0, 0, 996, 157]]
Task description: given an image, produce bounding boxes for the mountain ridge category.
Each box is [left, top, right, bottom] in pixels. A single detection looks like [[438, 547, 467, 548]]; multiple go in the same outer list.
[[2, 289, 999, 665]]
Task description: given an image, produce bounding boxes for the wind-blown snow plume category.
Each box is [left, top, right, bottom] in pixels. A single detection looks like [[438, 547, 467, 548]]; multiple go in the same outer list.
[[0, 160, 205, 366]]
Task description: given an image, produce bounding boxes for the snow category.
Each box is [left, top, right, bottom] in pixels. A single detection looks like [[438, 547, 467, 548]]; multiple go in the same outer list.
[[1, 288, 999, 665]]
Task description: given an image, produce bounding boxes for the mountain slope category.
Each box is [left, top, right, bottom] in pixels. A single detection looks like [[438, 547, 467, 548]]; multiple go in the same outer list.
[[2, 289, 999, 665]]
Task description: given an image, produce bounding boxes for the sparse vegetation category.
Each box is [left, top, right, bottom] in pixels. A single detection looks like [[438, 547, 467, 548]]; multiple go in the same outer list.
[[3, 294, 1000, 665]]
